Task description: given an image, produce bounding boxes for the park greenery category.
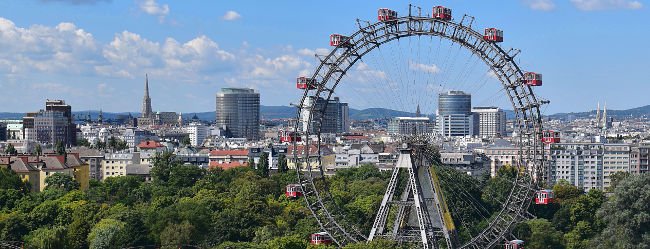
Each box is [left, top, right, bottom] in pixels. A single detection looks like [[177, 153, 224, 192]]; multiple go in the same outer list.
[[0, 151, 647, 249]]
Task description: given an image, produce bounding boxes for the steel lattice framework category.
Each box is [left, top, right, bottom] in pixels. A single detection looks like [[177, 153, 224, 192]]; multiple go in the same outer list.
[[292, 10, 545, 249]]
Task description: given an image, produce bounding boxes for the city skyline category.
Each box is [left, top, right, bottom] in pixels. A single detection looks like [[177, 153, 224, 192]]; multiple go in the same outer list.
[[0, 0, 648, 114]]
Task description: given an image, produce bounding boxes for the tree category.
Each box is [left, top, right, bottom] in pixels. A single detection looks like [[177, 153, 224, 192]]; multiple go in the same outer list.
[[606, 171, 630, 192], [524, 218, 565, 249], [45, 173, 80, 192], [34, 144, 43, 156], [108, 136, 118, 152], [277, 154, 288, 173], [258, 152, 269, 177], [87, 218, 127, 249], [593, 173, 650, 249], [0, 167, 27, 190], [169, 165, 205, 188], [248, 158, 256, 171], [55, 141, 66, 155], [24, 226, 66, 249], [553, 180, 583, 202], [182, 136, 191, 147], [77, 138, 91, 147], [160, 221, 195, 249], [150, 151, 177, 184], [4, 143, 17, 155]]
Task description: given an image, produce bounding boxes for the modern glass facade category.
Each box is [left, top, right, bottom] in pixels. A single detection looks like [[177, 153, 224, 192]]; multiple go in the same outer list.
[[216, 88, 260, 140], [436, 91, 477, 137]]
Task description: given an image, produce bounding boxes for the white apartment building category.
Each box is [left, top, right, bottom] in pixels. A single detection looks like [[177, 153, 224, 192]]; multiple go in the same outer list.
[[472, 107, 507, 138], [551, 143, 603, 191], [602, 144, 630, 189], [184, 122, 208, 147]]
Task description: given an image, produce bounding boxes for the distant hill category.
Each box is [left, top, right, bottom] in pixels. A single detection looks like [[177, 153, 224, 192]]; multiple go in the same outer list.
[[549, 105, 650, 119], [2, 105, 649, 122], [349, 108, 417, 120]]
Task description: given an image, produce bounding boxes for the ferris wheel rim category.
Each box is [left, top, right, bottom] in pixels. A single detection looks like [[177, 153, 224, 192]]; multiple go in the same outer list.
[[292, 12, 545, 249]]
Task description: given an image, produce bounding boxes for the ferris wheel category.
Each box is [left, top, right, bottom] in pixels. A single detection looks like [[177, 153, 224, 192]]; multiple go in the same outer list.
[[289, 5, 547, 249]]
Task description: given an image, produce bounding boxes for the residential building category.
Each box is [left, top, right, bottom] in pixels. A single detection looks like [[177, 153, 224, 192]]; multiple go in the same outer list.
[[185, 122, 209, 147], [216, 88, 260, 140], [101, 153, 140, 180], [631, 145, 649, 174], [334, 143, 382, 168], [387, 117, 435, 136], [603, 144, 630, 189], [1, 153, 89, 192], [209, 149, 250, 170], [549, 143, 604, 192], [472, 106, 507, 138]]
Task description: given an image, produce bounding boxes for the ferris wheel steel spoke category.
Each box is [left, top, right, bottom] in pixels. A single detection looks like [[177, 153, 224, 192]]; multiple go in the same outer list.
[[294, 12, 545, 248]]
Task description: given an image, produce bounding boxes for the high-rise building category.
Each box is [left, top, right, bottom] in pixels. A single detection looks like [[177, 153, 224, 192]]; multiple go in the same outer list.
[[472, 107, 507, 138], [436, 91, 477, 137], [216, 88, 260, 140], [34, 110, 69, 145], [45, 99, 76, 145], [301, 97, 350, 134]]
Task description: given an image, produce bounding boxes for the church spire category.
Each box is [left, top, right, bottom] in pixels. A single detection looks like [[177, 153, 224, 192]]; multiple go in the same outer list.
[[141, 74, 152, 118], [602, 102, 608, 129], [595, 102, 601, 126], [415, 104, 421, 117]]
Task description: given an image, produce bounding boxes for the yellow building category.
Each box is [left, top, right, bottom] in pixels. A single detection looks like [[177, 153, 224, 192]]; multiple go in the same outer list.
[[1, 154, 89, 192]]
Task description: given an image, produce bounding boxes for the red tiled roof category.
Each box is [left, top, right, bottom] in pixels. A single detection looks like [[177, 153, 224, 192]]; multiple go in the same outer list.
[[209, 149, 248, 156], [208, 161, 249, 170], [137, 140, 164, 149]]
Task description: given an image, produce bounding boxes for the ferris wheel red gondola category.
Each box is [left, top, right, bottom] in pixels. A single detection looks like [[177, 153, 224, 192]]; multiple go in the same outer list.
[[523, 72, 543, 86], [535, 189, 554, 205], [285, 184, 303, 198], [433, 6, 452, 20], [330, 34, 353, 47], [280, 131, 301, 143], [484, 28, 504, 43], [505, 239, 525, 249], [541, 130, 560, 144], [378, 8, 398, 22], [310, 232, 333, 245], [296, 76, 317, 90]]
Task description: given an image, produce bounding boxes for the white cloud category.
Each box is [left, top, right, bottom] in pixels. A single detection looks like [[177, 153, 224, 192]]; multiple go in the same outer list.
[[0, 17, 99, 75], [571, 0, 643, 10], [100, 31, 235, 81], [409, 61, 440, 74], [523, 0, 556, 11], [0, 16, 325, 108], [222, 10, 241, 21], [139, 0, 169, 21], [348, 62, 387, 84], [297, 48, 330, 56], [487, 70, 499, 80]]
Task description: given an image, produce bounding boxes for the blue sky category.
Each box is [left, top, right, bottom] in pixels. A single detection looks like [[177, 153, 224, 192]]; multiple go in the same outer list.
[[0, 0, 647, 114]]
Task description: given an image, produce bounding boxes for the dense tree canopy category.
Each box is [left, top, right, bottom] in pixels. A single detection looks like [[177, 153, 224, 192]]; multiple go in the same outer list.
[[0, 150, 646, 249]]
